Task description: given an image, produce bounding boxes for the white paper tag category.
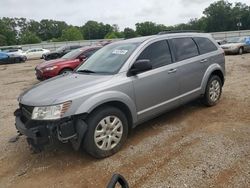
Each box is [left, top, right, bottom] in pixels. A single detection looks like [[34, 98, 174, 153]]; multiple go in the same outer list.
[[112, 49, 128, 55]]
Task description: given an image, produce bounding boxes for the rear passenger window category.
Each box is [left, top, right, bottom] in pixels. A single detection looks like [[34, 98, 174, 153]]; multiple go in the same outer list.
[[137, 40, 172, 69], [171, 38, 199, 61], [194, 37, 217, 54]]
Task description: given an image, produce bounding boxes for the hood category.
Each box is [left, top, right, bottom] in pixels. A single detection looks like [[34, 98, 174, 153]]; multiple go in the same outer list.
[[221, 43, 243, 48], [19, 73, 113, 106], [36, 58, 76, 69]]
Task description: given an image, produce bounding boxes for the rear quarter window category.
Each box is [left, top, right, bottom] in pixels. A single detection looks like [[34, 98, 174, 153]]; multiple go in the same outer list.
[[170, 38, 199, 61], [193, 37, 218, 54]]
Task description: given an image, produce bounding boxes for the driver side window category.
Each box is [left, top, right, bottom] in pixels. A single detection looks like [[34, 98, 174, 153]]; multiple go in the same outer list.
[[137, 40, 172, 69]]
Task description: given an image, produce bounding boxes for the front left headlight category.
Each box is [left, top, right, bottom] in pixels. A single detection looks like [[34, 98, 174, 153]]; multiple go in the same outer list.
[[44, 66, 58, 71], [32, 101, 71, 120]]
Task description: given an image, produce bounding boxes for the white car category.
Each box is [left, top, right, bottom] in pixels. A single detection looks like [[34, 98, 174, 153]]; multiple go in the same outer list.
[[24, 48, 50, 60], [4, 49, 25, 56]]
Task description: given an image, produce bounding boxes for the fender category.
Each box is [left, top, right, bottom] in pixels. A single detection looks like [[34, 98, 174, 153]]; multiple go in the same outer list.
[[201, 63, 225, 93], [74, 91, 137, 123]]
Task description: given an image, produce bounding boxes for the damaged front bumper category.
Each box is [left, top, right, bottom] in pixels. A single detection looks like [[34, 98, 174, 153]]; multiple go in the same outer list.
[[14, 106, 87, 152]]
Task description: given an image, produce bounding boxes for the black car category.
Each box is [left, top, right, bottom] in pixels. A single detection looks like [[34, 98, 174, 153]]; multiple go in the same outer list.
[[42, 45, 81, 60], [0, 52, 26, 65]]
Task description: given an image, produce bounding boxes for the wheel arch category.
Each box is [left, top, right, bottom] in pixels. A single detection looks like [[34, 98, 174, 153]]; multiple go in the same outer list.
[[201, 64, 225, 94], [88, 101, 134, 132], [74, 91, 137, 129]]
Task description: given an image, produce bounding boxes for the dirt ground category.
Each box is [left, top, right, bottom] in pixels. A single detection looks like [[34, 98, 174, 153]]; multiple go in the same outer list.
[[0, 54, 249, 188]]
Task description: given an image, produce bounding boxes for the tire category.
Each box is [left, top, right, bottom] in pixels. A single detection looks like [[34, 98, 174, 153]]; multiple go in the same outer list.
[[83, 106, 128, 158], [15, 58, 20, 63], [238, 47, 243, 55], [203, 75, 222, 107], [59, 68, 72, 75]]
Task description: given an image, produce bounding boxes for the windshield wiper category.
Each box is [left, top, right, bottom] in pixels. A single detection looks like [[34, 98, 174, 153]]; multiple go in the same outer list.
[[76, 69, 96, 74]]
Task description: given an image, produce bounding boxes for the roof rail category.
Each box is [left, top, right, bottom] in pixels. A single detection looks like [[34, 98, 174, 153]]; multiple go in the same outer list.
[[158, 30, 204, 35]]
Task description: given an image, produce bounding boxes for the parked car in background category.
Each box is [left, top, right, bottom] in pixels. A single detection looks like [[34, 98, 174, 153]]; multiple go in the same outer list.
[[0, 52, 26, 64], [23, 48, 50, 60], [42, 45, 81, 60], [221, 36, 250, 55], [216, 39, 227, 45], [3, 48, 27, 61], [35, 46, 101, 80], [15, 32, 225, 158]]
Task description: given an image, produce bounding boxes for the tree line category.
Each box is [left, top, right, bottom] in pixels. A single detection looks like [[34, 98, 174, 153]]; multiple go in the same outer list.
[[0, 0, 250, 46]]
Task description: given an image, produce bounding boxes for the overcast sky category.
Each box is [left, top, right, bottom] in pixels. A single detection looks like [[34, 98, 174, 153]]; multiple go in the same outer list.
[[0, 0, 249, 29]]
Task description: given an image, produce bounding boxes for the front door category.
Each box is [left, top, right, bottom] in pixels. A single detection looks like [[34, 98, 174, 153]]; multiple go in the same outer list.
[[131, 40, 180, 121]]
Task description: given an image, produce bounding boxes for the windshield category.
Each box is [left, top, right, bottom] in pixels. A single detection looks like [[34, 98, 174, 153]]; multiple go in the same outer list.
[[227, 37, 245, 43], [76, 42, 139, 74], [61, 49, 82, 59]]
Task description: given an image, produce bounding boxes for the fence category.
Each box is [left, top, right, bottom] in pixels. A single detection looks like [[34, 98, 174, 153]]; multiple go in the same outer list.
[[1, 30, 250, 51], [211, 30, 250, 40], [0, 39, 122, 51]]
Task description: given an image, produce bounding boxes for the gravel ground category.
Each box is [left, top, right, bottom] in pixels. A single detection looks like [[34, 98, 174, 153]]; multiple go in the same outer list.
[[0, 54, 249, 188]]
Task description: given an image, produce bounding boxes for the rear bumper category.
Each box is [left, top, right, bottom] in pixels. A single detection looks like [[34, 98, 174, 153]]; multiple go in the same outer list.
[[222, 48, 239, 54]]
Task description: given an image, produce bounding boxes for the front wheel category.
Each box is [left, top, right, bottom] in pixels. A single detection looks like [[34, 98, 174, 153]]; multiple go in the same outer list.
[[83, 106, 128, 158], [203, 75, 222, 106]]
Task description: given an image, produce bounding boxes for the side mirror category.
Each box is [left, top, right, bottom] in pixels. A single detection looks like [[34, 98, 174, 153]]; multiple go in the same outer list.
[[106, 174, 129, 188], [79, 55, 87, 61], [129, 59, 152, 75]]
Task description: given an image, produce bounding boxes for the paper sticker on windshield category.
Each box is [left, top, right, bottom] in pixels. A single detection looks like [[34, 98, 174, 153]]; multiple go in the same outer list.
[[112, 49, 128, 55]]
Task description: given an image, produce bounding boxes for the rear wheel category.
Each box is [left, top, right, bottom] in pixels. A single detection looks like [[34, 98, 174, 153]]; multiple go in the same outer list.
[[83, 106, 128, 158], [59, 68, 72, 75], [238, 47, 243, 55], [203, 75, 222, 106], [15, 58, 20, 63]]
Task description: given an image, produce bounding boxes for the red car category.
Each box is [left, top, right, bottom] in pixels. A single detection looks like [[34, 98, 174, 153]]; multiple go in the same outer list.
[[35, 46, 101, 80]]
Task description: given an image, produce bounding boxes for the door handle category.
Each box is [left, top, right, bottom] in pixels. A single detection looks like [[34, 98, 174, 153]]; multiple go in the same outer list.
[[168, 68, 177, 74], [200, 59, 208, 63]]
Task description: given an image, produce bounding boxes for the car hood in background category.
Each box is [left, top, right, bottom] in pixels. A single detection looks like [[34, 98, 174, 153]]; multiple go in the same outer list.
[[19, 73, 113, 106]]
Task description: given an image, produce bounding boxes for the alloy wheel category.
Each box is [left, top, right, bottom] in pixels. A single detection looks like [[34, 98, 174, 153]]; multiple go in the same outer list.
[[94, 116, 123, 151], [209, 80, 221, 102]]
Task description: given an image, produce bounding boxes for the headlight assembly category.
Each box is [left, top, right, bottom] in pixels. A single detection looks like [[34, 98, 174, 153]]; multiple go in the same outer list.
[[31, 101, 71, 120], [44, 66, 58, 71]]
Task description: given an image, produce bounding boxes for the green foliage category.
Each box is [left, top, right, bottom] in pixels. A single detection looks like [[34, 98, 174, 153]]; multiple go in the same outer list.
[[135, 22, 166, 36], [38, 19, 68, 41], [81, 21, 113, 40], [60, 27, 83, 41], [104, 31, 124, 39], [0, 18, 17, 46], [0, 34, 7, 46], [123, 28, 138, 39], [19, 31, 41, 44]]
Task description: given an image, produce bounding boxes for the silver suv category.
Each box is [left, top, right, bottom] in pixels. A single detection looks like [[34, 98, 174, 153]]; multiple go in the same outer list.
[[15, 33, 225, 158]]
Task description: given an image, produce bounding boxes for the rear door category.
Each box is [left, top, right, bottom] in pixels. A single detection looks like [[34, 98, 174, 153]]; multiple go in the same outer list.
[[193, 37, 219, 73], [27, 49, 36, 59], [131, 40, 180, 121], [169, 37, 204, 102], [35, 49, 44, 58]]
